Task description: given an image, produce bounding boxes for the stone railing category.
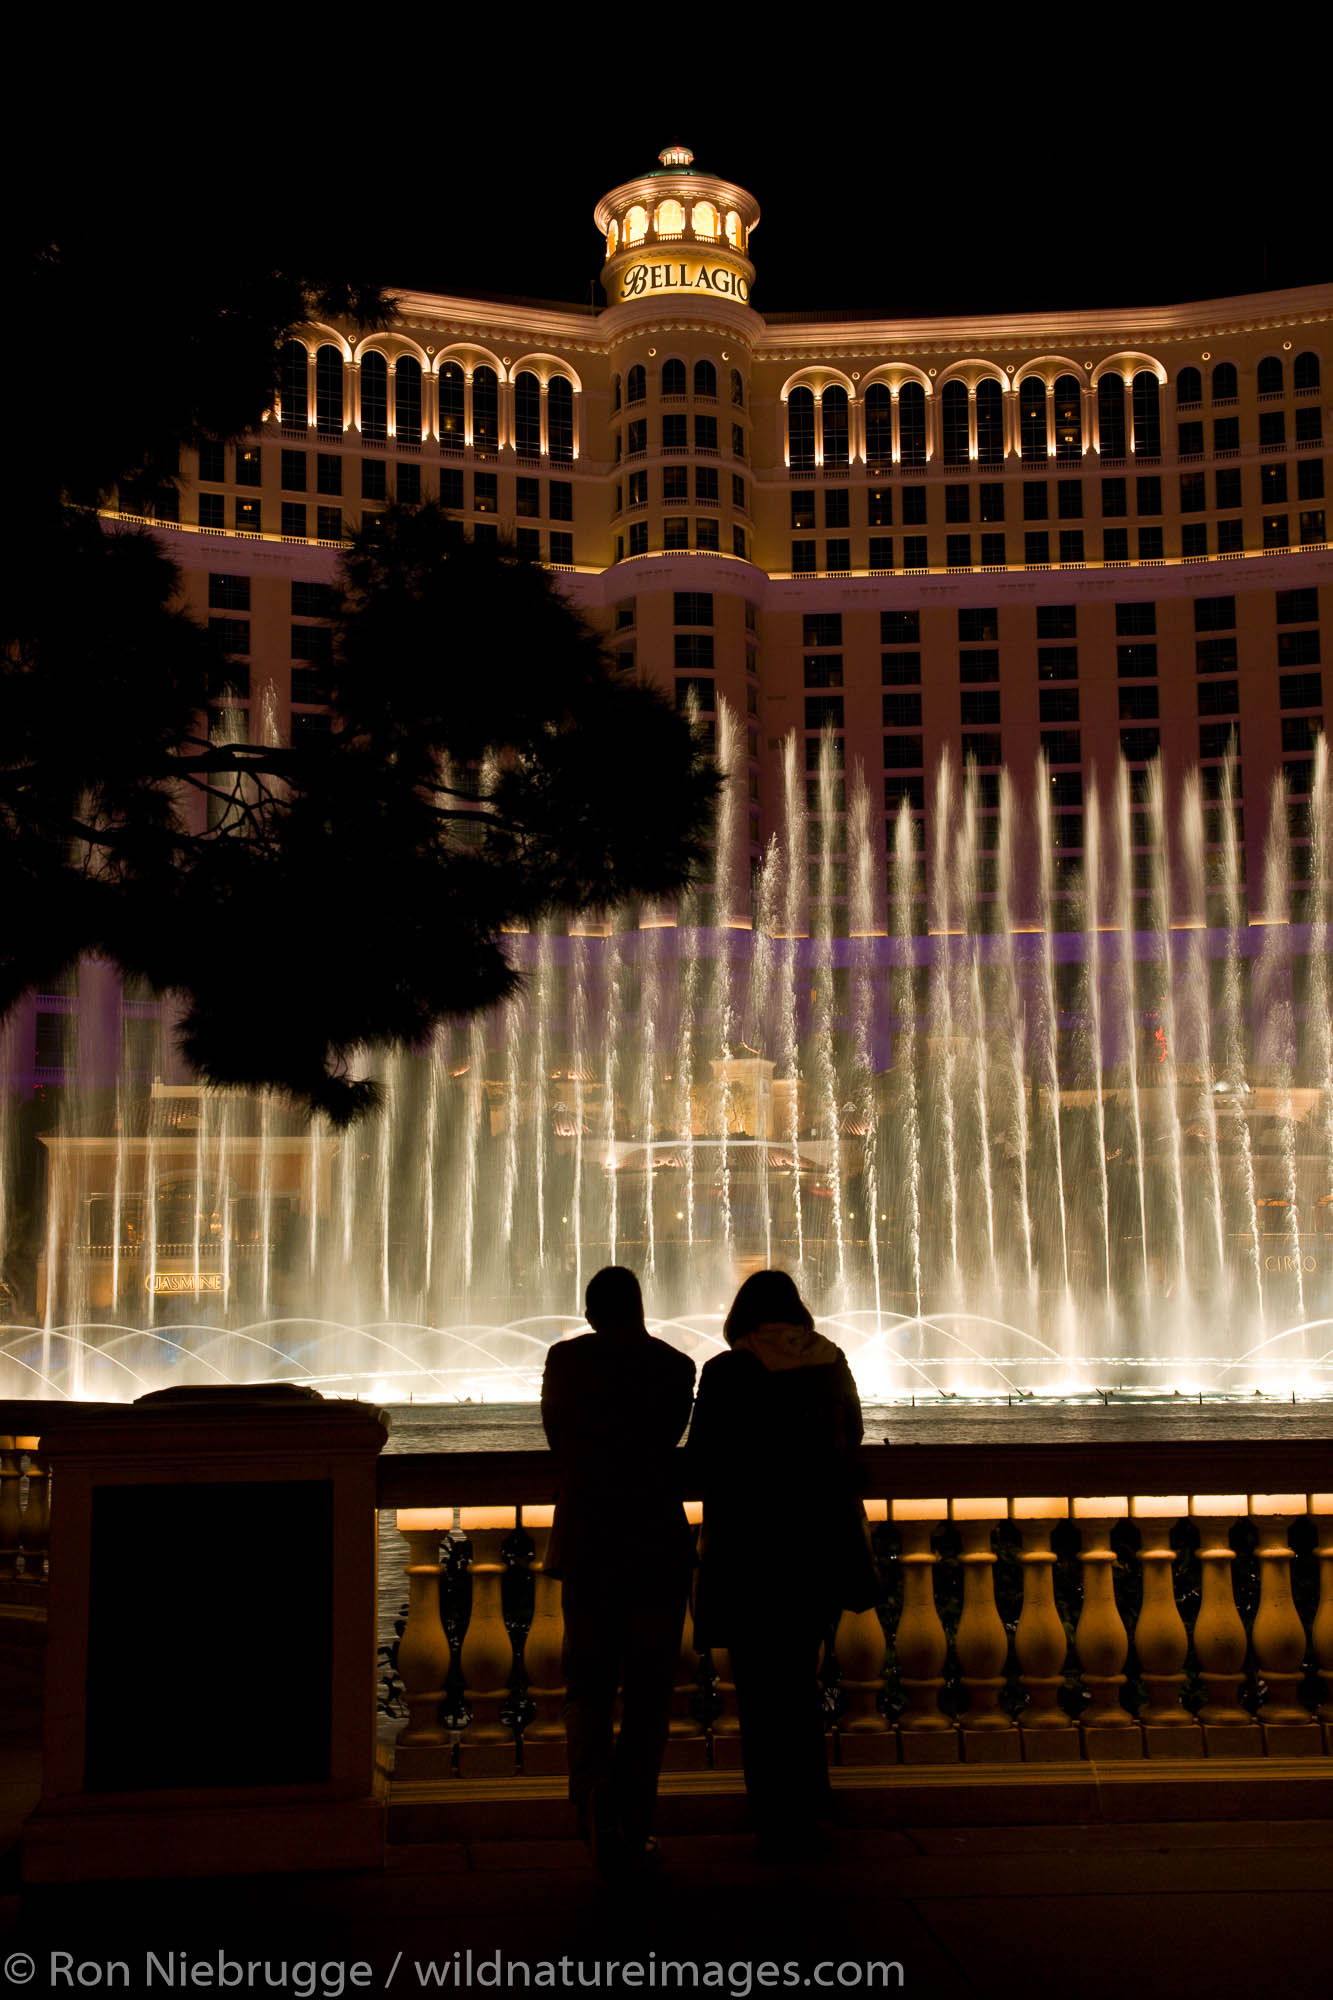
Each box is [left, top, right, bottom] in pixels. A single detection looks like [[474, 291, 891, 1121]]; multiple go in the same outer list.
[[376, 1409, 1333, 1777], [0, 1425, 50, 1586]]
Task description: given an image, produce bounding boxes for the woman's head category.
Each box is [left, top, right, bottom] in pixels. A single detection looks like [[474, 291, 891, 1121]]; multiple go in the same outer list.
[[723, 1269, 814, 1345]]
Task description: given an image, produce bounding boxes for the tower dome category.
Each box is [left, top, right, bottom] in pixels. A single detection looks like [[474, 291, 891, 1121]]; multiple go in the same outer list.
[[593, 147, 760, 312]]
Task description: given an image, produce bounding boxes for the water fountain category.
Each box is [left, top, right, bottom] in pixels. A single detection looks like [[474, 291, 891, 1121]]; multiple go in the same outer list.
[[6, 715, 1333, 1407]]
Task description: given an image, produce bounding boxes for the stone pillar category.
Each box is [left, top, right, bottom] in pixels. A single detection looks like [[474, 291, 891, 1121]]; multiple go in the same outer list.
[[1190, 1493, 1259, 1755], [663, 1500, 706, 1771], [834, 1498, 892, 1765], [709, 1647, 742, 1769], [1073, 1498, 1137, 1757], [18, 1436, 49, 1577], [1251, 1494, 1320, 1753], [1129, 1495, 1198, 1754], [1014, 1499, 1078, 1760], [953, 1500, 1017, 1761], [1313, 1499, 1333, 1746], [392, 1507, 452, 1780], [519, 1503, 568, 1777], [892, 1501, 954, 1761], [0, 1436, 20, 1578], [457, 1505, 517, 1777]]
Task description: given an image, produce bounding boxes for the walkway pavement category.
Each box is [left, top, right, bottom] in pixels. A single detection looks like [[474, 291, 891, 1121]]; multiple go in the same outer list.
[[4, 1640, 1332, 1999]]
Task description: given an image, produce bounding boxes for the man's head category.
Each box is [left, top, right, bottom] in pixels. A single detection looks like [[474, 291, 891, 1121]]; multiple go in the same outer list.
[[585, 1265, 647, 1336]]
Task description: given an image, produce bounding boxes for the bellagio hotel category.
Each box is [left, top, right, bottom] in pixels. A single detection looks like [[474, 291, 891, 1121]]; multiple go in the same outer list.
[[29, 145, 1329, 1089]]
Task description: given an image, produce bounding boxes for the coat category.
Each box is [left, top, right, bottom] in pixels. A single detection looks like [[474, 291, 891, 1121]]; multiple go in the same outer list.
[[687, 1321, 878, 1648], [540, 1329, 696, 1604]]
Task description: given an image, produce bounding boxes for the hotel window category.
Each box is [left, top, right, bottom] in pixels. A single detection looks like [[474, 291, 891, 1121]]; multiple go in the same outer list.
[[1182, 522, 1208, 557], [1299, 459, 1325, 499], [1261, 463, 1288, 505], [977, 378, 1004, 464], [1198, 680, 1239, 717], [1300, 510, 1327, 544], [664, 517, 688, 548], [280, 341, 308, 427], [804, 613, 842, 646], [959, 608, 998, 643], [903, 534, 928, 568], [234, 497, 261, 531], [1263, 514, 1290, 548], [791, 490, 815, 529], [209, 615, 249, 654], [1119, 685, 1158, 720], [731, 368, 744, 407], [315, 346, 343, 435], [792, 539, 816, 572], [882, 649, 920, 682], [1054, 376, 1082, 458], [825, 487, 849, 528], [629, 522, 648, 555], [732, 474, 746, 509], [1258, 355, 1284, 396], [945, 484, 970, 523], [806, 695, 844, 729], [472, 367, 499, 450], [1260, 410, 1287, 451], [981, 532, 1006, 564], [662, 359, 686, 396], [1212, 469, 1242, 513], [1211, 361, 1238, 400], [439, 467, 463, 510], [281, 449, 307, 492], [732, 525, 748, 559], [1023, 483, 1048, 520], [316, 505, 342, 540], [1217, 519, 1243, 552], [198, 493, 224, 527], [549, 480, 573, 521], [1025, 530, 1050, 564], [675, 595, 714, 630], [209, 573, 250, 610], [612, 374, 622, 412], [1098, 376, 1126, 457], [1177, 365, 1202, 407], [361, 458, 387, 500], [396, 359, 422, 444], [1039, 646, 1078, 679], [516, 476, 540, 518], [822, 386, 849, 468], [900, 488, 926, 527], [514, 528, 541, 561], [865, 383, 892, 464], [946, 534, 971, 567], [1019, 379, 1047, 461], [627, 364, 646, 403], [676, 677, 715, 713], [962, 690, 1001, 726], [1178, 419, 1204, 455], [693, 413, 718, 452], [869, 536, 894, 568], [1038, 606, 1076, 640], [1040, 687, 1080, 723], [1282, 716, 1319, 753], [1132, 373, 1161, 455], [1117, 642, 1157, 674], [1281, 673, 1323, 709], [515, 373, 541, 457], [884, 736, 925, 771], [1197, 637, 1238, 672], [942, 381, 969, 464], [959, 650, 999, 682], [696, 518, 720, 551], [898, 382, 927, 465], [788, 388, 815, 469], [805, 654, 843, 687], [292, 580, 335, 618], [1277, 588, 1318, 625], [694, 359, 717, 398], [1295, 351, 1322, 391], [1101, 477, 1127, 517], [1214, 416, 1240, 452], [291, 623, 332, 669], [1136, 477, 1161, 516], [731, 422, 746, 461], [438, 363, 464, 445], [1120, 727, 1157, 760], [1180, 472, 1206, 512], [473, 471, 497, 513], [978, 483, 1004, 523], [548, 378, 574, 463], [360, 353, 388, 441], [659, 414, 684, 452], [235, 447, 261, 487], [661, 467, 686, 502], [1138, 526, 1164, 558], [1104, 527, 1129, 559], [626, 419, 647, 455], [1054, 480, 1081, 519], [281, 502, 307, 537], [198, 440, 225, 482], [883, 691, 922, 727]]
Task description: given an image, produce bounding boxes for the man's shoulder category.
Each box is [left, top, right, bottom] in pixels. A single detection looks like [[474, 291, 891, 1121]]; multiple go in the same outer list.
[[646, 1334, 696, 1383], [542, 1333, 596, 1374]]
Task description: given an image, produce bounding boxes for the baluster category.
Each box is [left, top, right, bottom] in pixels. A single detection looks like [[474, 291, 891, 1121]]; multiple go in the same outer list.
[[392, 1507, 453, 1779], [708, 1646, 743, 1769], [1013, 1498, 1078, 1759], [835, 1499, 893, 1765], [1129, 1495, 1198, 1754], [892, 1500, 954, 1762], [518, 1503, 568, 1776], [0, 1438, 20, 1579], [457, 1504, 518, 1777], [952, 1499, 1017, 1760], [17, 1438, 48, 1579], [1189, 1493, 1258, 1754], [1072, 1497, 1136, 1755], [664, 1501, 706, 1771], [1313, 1497, 1333, 1746], [1250, 1493, 1319, 1752]]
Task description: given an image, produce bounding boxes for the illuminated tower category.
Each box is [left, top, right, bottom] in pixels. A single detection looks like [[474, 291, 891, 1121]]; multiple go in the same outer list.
[[594, 143, 761, 316]]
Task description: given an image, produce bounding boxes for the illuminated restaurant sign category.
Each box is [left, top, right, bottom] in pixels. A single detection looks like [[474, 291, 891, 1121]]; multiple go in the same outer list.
[[148, 1272, 225, 1293], [618, 259, 750, 304]]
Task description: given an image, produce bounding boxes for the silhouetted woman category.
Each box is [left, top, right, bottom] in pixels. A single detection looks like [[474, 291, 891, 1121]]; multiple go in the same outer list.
[[688, 1269, 877, 1860]]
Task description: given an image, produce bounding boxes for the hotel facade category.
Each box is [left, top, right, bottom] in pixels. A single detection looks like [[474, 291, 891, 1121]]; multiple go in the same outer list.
[[13, 146, 1333, 1091]]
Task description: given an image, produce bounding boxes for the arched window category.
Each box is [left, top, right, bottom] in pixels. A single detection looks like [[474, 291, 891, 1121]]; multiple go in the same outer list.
[[1257, 355, 1284, 396], [1053, 375, 1082, 459], [548, 377, 574, 463], [625, 206, 648, 246], [395, 357, 421, 443], [730, 368, 744, 407], [662, 358, 686, 396], [515, 371, 541, 457], [612, 373, 622, 412], [788, 387, 815, 470], [1132, 371, 1161, 456], [822, 385, 849, 468], [694, 358, 717, 398], [692, 201, 718, 239], [360, 351, 388, 441], [898, 382, 926, 465], [1211, 361, 1237, 400], [607, 220, 618, 257], [315, 345, 343, 434], [1098, 375, 1126, 457], [976, 378, 1004, 464], [438, 362, 463, 444], [865, 383, 892, 465], [656, 198, 684, 236], [1177, 365, 1202, 407], [627, 364, 646, 403], [1294, 350, 1322, 392], [1018, 378, 1047, 461], [472, 365, 498, 450], [725, 210, 743, 249], [942, 381, 970, 463], [280, 341, 308, 429]]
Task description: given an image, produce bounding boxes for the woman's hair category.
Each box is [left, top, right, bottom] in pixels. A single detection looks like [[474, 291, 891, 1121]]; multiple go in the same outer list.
[[723, 1269, 814, 1345]]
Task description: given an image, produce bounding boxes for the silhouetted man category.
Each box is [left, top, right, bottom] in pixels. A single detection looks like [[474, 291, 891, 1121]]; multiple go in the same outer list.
[[540, 1266, 695, 1874]]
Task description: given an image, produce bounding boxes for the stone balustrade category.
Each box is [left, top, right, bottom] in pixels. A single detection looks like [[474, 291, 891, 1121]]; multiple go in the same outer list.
[[0, 1429, 50, 1585], [377, 1417, 1333, 1776]]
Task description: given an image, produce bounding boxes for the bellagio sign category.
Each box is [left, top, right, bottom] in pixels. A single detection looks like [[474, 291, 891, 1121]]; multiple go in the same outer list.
[[617, 259, 750, 305]]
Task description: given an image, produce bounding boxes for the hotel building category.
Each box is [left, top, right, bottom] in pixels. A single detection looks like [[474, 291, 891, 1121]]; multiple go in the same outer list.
[[15, 144, 1333, 1090]]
